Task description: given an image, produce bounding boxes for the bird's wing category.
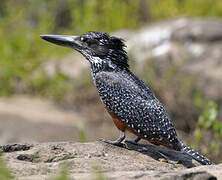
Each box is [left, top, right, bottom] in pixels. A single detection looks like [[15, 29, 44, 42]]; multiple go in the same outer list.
[[95, 71, 178, 144]]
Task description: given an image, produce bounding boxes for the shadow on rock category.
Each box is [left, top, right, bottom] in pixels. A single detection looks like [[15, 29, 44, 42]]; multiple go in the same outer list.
[[110, 141, 196, 168]]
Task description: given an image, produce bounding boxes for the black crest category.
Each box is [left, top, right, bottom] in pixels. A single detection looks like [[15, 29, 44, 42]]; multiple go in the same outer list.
[[82, 31, 129, 68]]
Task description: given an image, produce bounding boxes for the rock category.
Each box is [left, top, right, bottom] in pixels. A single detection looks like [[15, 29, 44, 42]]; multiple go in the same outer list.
[[17, 154, 34, 162], [0, 144, 32, 152], [1, 142, 219, 180]]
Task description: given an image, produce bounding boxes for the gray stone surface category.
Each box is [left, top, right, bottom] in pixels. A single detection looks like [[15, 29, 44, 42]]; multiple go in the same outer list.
[[1, 142, 220, 180]]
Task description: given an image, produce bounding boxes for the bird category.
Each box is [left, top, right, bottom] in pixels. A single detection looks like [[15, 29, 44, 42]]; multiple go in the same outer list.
[[40, 31, 212, 165]]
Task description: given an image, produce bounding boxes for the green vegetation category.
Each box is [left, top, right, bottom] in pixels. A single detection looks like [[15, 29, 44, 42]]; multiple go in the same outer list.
[[91, 164, 106, 180], [33, 151, 41, 163], [0, 154, 13, 180], [51, 162, 70, 180], [1, 0, 222, 98], [192, 96, 222, 163], [79, 127, 87, 142], [150, 0, 222, 20], [0, 0, 142, 98]]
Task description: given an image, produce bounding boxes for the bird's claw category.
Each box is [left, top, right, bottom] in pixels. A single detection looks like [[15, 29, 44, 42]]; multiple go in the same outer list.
[[125, 137, 141, 145], [159, 158, 178, 164], [125, 139, 139, 145], [99, 138, 123, 146]]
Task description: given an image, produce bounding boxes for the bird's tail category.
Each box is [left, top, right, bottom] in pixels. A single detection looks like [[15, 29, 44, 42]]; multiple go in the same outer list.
[[179, 140, 212, 165]]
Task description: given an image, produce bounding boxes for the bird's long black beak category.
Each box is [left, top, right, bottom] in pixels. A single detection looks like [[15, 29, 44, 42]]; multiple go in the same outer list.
[[40, 35, 82, 50]]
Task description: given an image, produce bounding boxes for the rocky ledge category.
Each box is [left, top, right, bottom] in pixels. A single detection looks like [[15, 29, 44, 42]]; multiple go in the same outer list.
[[0, 141, 220, 180]]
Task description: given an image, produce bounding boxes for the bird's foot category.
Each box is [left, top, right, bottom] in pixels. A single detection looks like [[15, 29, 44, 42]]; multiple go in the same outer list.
[[100, 138, 123, 147], [159, 158, 179, 164], [99, 131, 125, 147], [125, 137, 141, 145], [158, 152, 178, 164], [159, 158, 170, 163]]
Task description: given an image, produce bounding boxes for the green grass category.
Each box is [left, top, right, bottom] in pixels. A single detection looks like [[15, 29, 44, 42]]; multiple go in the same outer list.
[[0, 0, 143, 99], [91, 164, 106, 180], [51, 162, 70, 180], [192, 97, 222, 163], [0, 154, 14, 180], [149, 0, 222, 20]]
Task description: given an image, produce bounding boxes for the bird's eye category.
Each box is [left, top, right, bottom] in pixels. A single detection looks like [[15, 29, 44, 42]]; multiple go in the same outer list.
[[80, 36, 87, 42], [80, 37, 98, 47]]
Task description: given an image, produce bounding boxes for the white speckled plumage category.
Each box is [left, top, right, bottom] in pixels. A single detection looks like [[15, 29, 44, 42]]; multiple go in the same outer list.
[[94, 68, 179, 148], [83, 32, 212, 165], [41, 31, 212, 165]]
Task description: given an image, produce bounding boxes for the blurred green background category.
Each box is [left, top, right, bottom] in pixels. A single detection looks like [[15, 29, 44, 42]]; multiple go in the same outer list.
[[1, 0, 222, 97], [0, 0, 222, 164]]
